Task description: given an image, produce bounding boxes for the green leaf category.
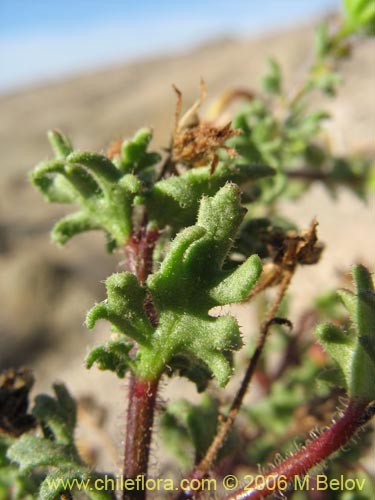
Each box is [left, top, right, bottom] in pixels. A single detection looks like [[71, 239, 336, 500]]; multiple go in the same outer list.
[[308, 67, 341, 96], [66, 151, 120, 189], [86, 338, 134, 377], [6, 384, 114, 500], [316, 264, 375, 400], [166, 354, 212, 392], [343, 0, 375, 33], [39, 468, 114, 500], [51, 211, 100, 244], [352, 264, 375, 335], [316, 323, 354, 389], [0, 436, 41, 499], [30, 130, 155, 250], [32, 384, 77, 445], [142, 185, 261, 386], [86, 273, 153, 345], [118, 128, 161, 174], [209, 254, 261, 304], [47, 130, 73, 159], [30, 158, 100, 200], [7, 436, 78, 473], [88, 185, 262, 388], [160, 396, 235, 466], [143, 161, 274, 230]]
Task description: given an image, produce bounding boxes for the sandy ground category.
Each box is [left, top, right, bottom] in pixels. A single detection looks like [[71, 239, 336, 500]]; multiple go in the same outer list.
[[0, 19, 374, 474]]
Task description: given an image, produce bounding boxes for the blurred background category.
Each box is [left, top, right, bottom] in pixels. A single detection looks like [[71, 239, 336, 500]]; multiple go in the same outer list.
[[0, 0, 374, 471]]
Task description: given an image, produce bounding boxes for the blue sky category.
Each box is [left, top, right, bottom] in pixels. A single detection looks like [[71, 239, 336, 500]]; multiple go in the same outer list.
[[1, 0, 340, 93]]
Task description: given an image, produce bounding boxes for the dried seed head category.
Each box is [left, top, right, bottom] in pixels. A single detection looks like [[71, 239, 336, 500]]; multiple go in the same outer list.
[[0, 368, 35, 437], [171, 81, 241, 173]]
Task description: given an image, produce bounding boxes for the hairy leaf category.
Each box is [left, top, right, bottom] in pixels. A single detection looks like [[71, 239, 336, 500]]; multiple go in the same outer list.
[[316, 264, 375, 400], [87, 185, 262, 388]]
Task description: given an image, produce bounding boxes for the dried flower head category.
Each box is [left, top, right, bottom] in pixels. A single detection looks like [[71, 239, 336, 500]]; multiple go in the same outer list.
[[246, 219, 324, 301], [0, 368, 35, 437], [172, 80, 241, 173]]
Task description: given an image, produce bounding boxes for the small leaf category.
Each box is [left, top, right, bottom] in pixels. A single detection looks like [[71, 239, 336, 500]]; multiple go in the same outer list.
[[32, 384, 77, 445], [160, 396, 235, 466], [119, 128, 161, 174], [316, 323, 354, 388], [209, 254, 262, 305], [142, 184, 260, 386], [144, 162, 274, 230], [30, 133, 144, 250], [337, 289, 357, 320], [47, 130, 73, 159], [167, 354, 212, 392], [51, 211, 99, 245], [86, 273, 152, 345], [352, 264, 375, 335], [67, 151, 120, 186], [86, 339, 134, 377], [316, 265, 375, 400], [30, 159, 99, 201]]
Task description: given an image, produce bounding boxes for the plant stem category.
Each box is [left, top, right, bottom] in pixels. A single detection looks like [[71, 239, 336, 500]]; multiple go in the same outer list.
[[123, 376, 160, 500], [122, 218, 160, 500], [222, 398, 374, 500], [125, 220, 159, 286], [270, 309, 317, 384]]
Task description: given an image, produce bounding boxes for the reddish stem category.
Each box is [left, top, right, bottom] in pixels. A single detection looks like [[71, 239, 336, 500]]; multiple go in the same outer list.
[[223, 398, 373, 500], [122, 219, 160, 500], [125, 225, 159, 286], [123, 377, 160, 500]]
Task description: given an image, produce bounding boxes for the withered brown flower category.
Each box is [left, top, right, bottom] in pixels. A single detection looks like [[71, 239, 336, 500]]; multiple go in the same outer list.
[[171, 80, 241, 173]]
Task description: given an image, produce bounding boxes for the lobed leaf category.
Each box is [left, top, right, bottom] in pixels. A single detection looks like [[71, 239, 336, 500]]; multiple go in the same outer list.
[[30, 130, 159, 250], [86, 272, 153, 345], [143, 162, 274, 230], [86, 339, 134, 377], [118, 127, 161, 174], [88, 185, 262, 389]]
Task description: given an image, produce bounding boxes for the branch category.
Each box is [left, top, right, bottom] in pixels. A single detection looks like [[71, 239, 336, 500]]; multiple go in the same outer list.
[[122, 217, 160, 500], [222, 399, 375, 500]]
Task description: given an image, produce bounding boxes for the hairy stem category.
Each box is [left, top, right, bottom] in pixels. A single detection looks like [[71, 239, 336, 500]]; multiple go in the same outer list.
[[123, 219, 159, 500], [222, 398, 374, 500], [123, 377, 160, 500]]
